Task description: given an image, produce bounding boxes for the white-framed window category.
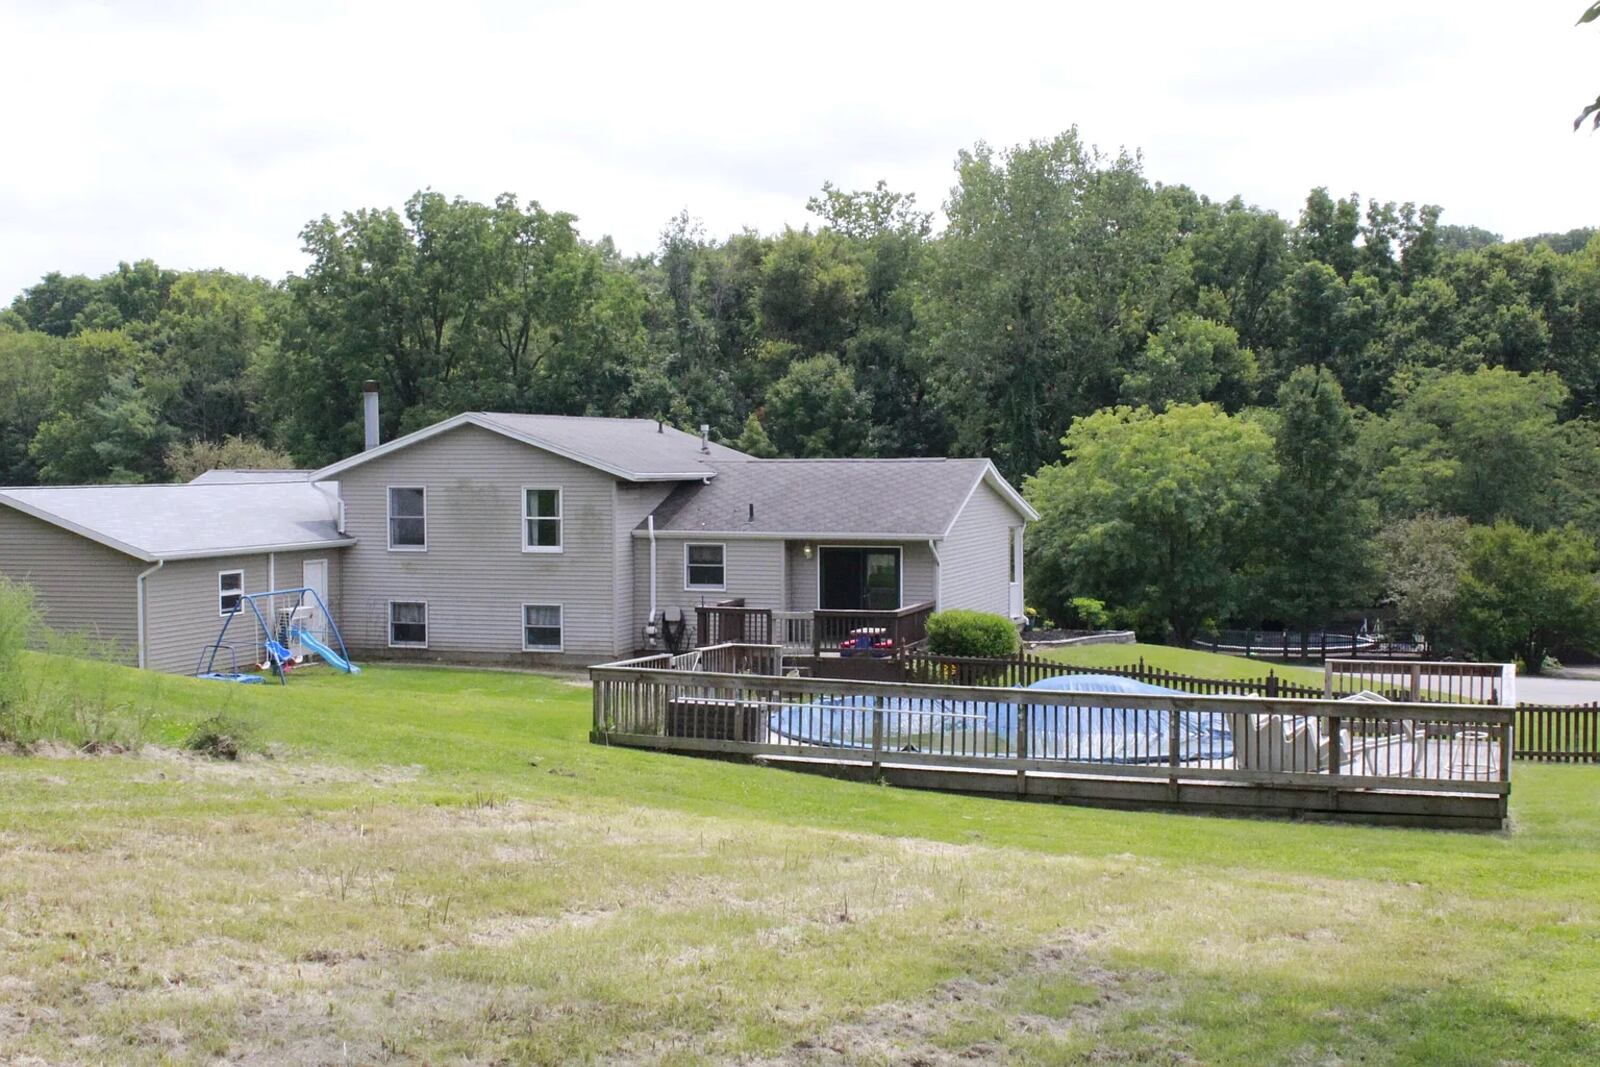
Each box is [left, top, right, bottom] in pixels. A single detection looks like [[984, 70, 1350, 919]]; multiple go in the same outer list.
[[522, 603, 563, 652], [684, 543, 726, 591], [388, 600, 428, 647], [218, 569, 244, 616], [523, 487, 562, 552], [388, 487, 427, 550]]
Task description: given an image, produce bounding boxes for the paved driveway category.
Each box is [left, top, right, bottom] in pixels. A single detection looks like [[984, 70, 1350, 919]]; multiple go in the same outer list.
[[1515, 672, 1600, 705]]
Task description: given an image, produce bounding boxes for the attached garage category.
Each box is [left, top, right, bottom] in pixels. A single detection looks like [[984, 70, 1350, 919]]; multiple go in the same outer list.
[[0, 478, 352, 673]]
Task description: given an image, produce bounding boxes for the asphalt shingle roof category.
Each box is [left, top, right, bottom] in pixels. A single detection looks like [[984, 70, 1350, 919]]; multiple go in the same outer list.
[[474, 413, 750, 477], [0, 481, 350, 562], [643, 458, 1003, 538]]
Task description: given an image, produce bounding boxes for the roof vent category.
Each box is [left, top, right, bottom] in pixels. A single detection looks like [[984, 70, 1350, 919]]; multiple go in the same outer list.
[[699, 424, 710, 454]]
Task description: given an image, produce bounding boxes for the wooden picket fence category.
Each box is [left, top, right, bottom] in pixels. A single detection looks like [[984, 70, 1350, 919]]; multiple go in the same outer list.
[[1514, 703, 1600, 763], [897, 651, 1327, 699]]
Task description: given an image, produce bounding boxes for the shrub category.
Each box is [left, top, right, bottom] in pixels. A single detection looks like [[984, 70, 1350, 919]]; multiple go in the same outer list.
[[184, 714, 254, 760], [926, 610, 1020, 659], [1065, 597, 1111, 630]]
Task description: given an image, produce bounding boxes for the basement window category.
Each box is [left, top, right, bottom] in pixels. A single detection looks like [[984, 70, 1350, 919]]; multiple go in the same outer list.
[[523, 603, 563, 652], [389, 601, 428, 647]]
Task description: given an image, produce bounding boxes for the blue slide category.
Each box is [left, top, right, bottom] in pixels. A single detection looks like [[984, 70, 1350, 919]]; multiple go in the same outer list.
[[293, 629, 361, 674]]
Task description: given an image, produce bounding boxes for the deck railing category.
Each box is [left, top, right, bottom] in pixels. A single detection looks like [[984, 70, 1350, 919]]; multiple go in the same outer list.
[[811, 600, 936, 657], [590, 658, 1512, 827], [694, 601, 775, 648], [1323, 660, 1516, 706]]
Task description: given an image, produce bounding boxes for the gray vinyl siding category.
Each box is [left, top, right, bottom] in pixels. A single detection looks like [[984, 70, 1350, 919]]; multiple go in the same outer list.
[[0, 506, 142, 663], [337, 423, 626, 662], [632, 535, 786, 646], [613, 482, 676, 653], [140, 549, 348, 675], [939, 480, 1023, 616], [783, 540, 938, 612]]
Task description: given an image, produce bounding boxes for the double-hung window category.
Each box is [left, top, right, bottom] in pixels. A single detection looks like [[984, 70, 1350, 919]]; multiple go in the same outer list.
[[218, 570, 243, 615], [388, 487, 426, 550], [524, 488, 562, 552], [523, 604, 563, 651], [685, 543, 726, 590], [389, 601, 427, 647]]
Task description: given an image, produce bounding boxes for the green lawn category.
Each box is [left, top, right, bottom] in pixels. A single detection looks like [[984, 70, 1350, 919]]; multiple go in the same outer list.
[[1034, 639, 1329, 686], [2, 653, 1599, 1064]]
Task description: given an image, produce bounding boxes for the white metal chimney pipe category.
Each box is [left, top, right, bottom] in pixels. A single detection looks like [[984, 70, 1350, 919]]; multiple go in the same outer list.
[[699, 423, 710, 453], [362, 380, 380, 450]]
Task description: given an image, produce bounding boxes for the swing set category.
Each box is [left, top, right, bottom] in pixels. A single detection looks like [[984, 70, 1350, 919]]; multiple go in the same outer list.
[[196, 586, 360, 684]]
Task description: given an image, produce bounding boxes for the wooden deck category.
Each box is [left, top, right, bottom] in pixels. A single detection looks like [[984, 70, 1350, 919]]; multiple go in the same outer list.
[[590, 645, 1512, 830]]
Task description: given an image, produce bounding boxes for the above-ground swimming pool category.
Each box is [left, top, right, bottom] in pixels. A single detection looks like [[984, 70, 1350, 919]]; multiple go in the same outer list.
[[768, 673, 1234, 764]]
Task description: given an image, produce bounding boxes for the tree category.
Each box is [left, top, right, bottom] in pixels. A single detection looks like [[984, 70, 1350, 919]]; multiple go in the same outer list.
[[1254, 368, 1378, 644], [1576, 3, 1600, 130], [1364, 367, 1570, 527], [733, 412, 778, 458], [1376, 512, 1472, 651], [1119, 314, 1256, 411], [762, 354, 869, 457], [1024, 404, 1276, 645], [1457, 522, 1600, 673], [921, 130, 1184, 482], [163, 436, 297, 481]]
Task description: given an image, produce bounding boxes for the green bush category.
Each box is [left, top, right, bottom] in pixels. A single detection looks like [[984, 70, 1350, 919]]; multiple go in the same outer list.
[[925, 610, 1020, 658], [1066, 597, 1111, 630], [184, 714, 254, 760]]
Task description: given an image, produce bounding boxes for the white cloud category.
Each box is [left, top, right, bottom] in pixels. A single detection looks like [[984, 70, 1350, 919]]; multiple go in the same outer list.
[[1, 0, 1595, 299]]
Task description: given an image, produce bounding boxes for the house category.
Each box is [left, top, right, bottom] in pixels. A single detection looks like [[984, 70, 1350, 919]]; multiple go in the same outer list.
[[0, 401, 1036, 673]]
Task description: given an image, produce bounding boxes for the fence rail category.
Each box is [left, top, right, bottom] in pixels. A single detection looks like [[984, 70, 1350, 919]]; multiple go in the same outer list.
[[1192, 630, 1429, 663], [1515, 703, 1600, 762], [899, 651, 1330, 698], [590, 653, 1511, 828]]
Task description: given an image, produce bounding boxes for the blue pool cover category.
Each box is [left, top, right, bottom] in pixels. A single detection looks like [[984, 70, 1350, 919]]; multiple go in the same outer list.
[[768, 673, 1233, 764]]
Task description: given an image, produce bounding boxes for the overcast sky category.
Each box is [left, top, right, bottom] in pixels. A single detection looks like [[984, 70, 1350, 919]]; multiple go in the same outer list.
[[2, 0, 1596, 300]]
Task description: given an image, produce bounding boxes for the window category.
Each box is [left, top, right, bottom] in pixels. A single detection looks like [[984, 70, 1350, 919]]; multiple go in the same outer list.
[[389, 601, 427, 647], [523, 488, 562, 552], [685, 543, 725, 590], [523, 603, 563, 651], [218, 570, 243, 616], [388, 487, 426, 550], [1008, 527, 1018, 584]]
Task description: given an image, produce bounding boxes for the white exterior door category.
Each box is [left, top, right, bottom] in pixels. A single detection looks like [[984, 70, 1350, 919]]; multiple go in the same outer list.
[[302, 560, 329, 629]]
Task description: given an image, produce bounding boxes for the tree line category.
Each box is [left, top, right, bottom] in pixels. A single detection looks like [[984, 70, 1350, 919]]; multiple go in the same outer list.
[[4, 128, 1599, 664]]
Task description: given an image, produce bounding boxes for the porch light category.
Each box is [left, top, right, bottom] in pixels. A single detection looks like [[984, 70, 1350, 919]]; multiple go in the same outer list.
[[803, 543, 813, 560]]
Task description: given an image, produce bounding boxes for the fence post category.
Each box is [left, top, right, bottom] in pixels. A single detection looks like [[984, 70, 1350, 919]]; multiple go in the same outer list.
[[1266, 671, 1279, 699], [871, 706, 883, 777], [1409, 663, 1422, 703], [1016, 702, 1029, 795], [1168, 706, 1182, 793], [1327, 713, 1341, 775]]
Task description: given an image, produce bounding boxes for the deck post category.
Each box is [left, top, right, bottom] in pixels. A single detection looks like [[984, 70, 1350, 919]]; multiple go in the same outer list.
[[1328, 714, 1342, 775], [1168, 706, 1181, 793], [871, 706, 883, 776], [1016, 703, 1029, 795]]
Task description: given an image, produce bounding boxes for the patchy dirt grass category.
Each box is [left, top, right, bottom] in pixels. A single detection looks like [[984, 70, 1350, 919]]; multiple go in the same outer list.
[[0, 658, 1598, 1063]]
